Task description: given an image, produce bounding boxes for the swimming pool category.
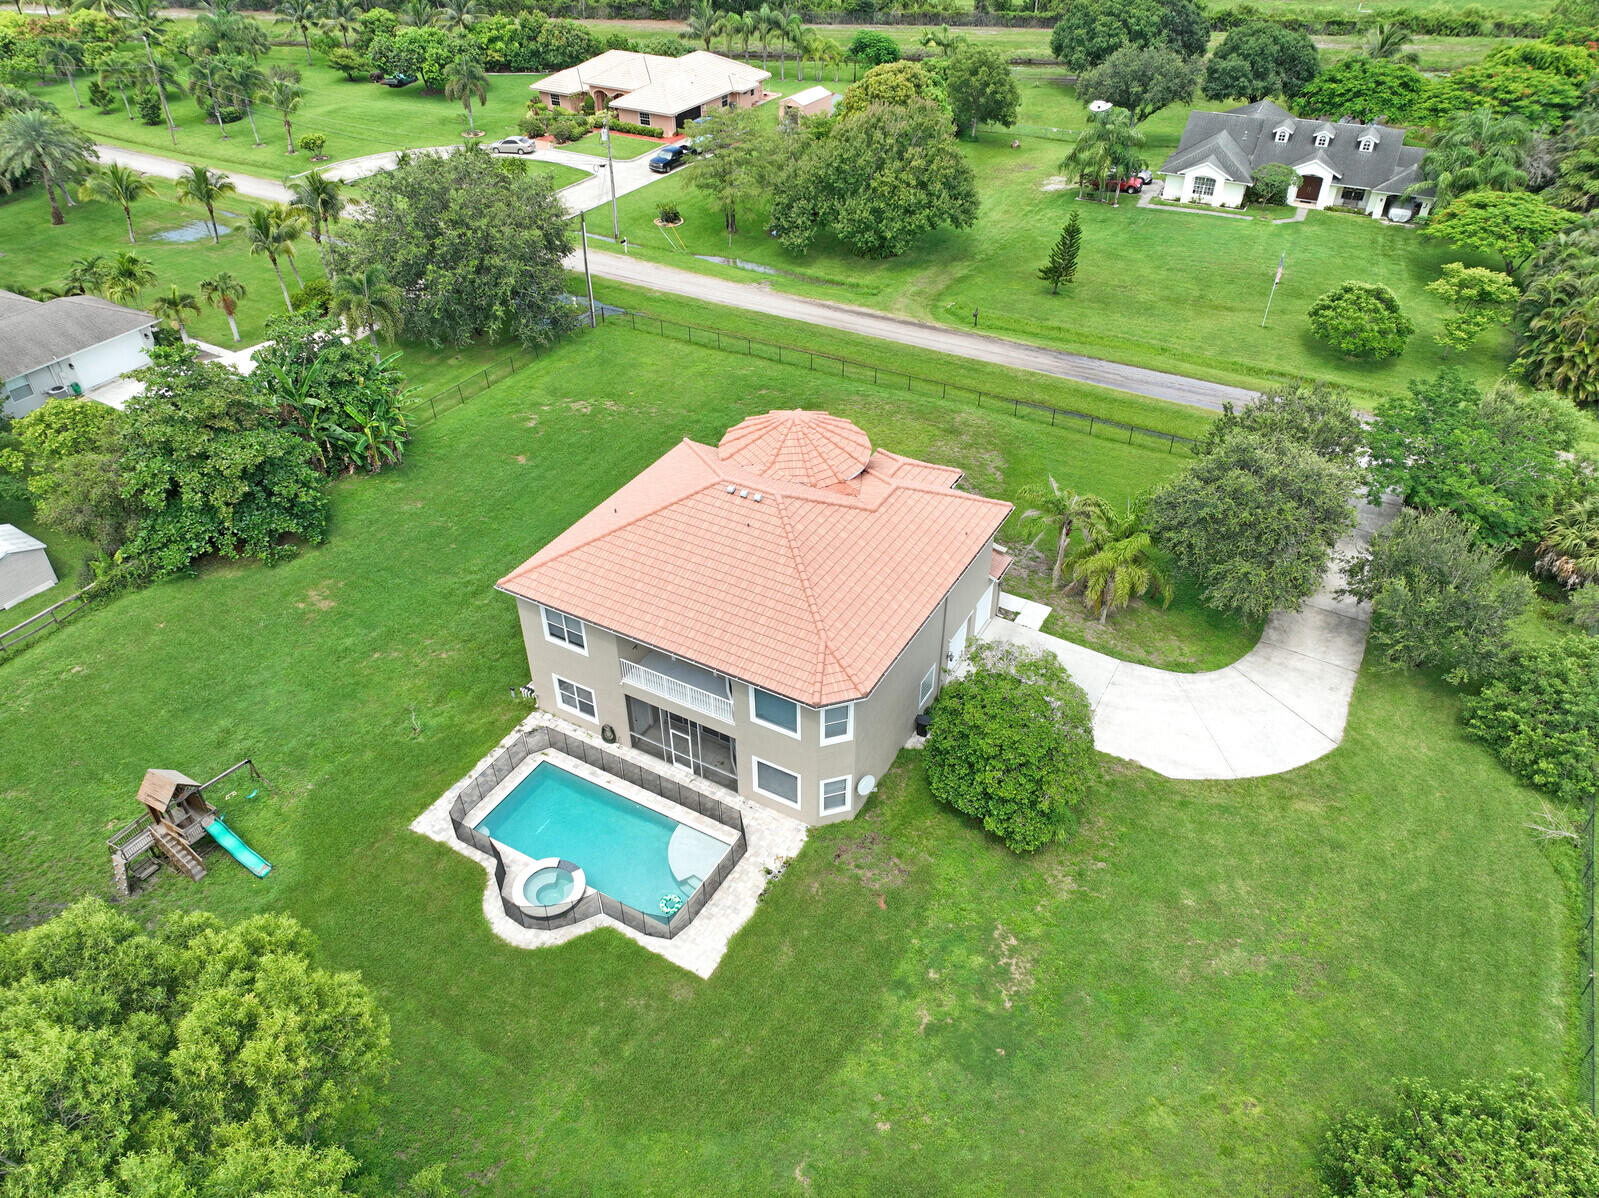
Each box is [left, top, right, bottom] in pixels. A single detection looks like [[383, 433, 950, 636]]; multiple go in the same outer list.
[[475, 760, 730, 920]]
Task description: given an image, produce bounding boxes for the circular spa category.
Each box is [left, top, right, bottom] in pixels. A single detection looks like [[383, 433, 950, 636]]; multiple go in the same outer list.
[[511, 858, 586, 918]]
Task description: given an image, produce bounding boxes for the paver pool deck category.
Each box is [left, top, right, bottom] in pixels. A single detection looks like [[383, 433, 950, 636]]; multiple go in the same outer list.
[[983, 491, 1401, 779]]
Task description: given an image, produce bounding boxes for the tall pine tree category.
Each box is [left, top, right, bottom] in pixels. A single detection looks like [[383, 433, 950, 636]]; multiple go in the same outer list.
[[1039, 212, 1082, 294]]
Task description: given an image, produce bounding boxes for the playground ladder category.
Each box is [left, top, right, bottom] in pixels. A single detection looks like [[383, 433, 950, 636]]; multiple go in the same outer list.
[[150, 821, 206, 882]]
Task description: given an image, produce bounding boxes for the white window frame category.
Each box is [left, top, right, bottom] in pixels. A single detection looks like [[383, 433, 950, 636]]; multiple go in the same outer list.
[[1358, 138, 1375, 152], [541, 605, 587, 655], [1191, 175, 1216, 201], [1314, 132, 1331, 147], [820, 774, 852, 815], [749, 687, 802, 739], [820, 702, 853, 745], [751, 756, 801, 809], [919, 664, 937, 709], [552, 674, 598, 722], [1273, 129, 1289, 143]]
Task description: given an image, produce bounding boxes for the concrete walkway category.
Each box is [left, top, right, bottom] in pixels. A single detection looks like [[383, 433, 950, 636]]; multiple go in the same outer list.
[[99, 142, 1257, 411], [982, 492, 1401, 779]]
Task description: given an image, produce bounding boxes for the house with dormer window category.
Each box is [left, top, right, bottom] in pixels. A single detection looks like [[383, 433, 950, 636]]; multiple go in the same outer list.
[[1157, 101, 1435, 220], [496, 411, 1014, 825]]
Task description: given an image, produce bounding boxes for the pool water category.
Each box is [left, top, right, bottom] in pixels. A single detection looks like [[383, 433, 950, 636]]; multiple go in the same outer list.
[[477, 761, 728, 920], [523, 865, 576, 907]]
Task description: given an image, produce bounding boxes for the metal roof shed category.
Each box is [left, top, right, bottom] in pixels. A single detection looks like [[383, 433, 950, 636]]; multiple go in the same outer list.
[[0, 524, 57, 611]]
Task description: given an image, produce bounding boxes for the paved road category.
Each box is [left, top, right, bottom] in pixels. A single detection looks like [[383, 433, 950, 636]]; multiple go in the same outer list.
[[982, 492, 1402, 779], [98, 143, 1256, 411]]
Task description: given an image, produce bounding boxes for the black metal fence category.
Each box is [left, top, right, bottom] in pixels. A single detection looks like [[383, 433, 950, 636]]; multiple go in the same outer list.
[[411, 344, 549, 428], [448, 724, 747, 940], [615, 309, 1200, 455], [1583, 793, 1596, 1115]]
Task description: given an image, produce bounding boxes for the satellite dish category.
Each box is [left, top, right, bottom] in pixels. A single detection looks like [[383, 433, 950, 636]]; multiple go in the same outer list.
[[1087, 100, 1114, 113], [857, 775, 877, 796]]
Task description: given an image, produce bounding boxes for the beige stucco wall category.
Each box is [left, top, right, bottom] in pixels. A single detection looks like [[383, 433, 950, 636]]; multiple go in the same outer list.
[[613, 106, 678, 136], [507, 542, 1003, 827]]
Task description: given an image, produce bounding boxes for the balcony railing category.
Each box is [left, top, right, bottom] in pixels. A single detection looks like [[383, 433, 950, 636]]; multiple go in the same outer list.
[[620, 659, 735, 723]]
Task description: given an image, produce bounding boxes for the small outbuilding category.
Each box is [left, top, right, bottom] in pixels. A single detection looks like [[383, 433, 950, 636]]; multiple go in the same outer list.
[[0, 524, 58, 611], [779, 86, 838, 121]]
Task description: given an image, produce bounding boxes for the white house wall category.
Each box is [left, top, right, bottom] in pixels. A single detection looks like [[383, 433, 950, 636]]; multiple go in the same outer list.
[[2, 326, 153, 418]]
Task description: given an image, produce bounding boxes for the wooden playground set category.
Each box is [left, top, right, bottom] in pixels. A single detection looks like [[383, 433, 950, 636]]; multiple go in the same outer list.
[[107, 759, 274, 896]]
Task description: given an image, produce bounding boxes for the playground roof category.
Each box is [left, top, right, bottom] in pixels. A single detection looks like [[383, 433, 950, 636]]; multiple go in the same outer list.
[[137, 768, 199, 813]]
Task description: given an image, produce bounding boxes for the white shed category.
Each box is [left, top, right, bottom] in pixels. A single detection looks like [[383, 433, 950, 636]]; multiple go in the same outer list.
[[0, 525, 59, 611]]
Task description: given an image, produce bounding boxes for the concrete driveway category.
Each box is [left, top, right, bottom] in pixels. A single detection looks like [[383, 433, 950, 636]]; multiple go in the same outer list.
[[981, 492, 1401, 780]]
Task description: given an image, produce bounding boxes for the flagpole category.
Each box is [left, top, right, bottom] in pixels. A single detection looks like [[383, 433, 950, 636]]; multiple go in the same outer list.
[[1261, 253, 1284, 327], [579, 210, 597, 328]]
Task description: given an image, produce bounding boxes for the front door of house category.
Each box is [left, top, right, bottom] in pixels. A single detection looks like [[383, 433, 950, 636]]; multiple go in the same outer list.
[[667, 713, 694, 771], [1296, 175, 1323, 204]]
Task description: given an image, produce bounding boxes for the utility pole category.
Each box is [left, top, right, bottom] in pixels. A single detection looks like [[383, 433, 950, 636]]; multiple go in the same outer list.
[[603, 113, 619, 241], [579, 210, 597, 328]]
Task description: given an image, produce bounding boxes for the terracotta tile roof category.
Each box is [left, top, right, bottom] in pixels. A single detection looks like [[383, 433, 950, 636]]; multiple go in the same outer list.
[[498, 415, 1011, 706], [717, 409, 873, 490], [989, 549, 1014, 579]]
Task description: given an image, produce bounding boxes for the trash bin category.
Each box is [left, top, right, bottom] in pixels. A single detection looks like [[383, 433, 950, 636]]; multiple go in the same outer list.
[[69, 382, 82, 396]]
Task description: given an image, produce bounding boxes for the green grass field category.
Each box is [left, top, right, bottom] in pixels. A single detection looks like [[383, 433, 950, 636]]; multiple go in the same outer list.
[[0, 318, 1573, 1195], [589, 71, 1511, 399], [563, 128, 670, 157]]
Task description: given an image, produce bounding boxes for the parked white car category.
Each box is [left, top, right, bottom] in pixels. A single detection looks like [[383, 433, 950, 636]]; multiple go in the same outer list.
[[490, 136, 538, 155]]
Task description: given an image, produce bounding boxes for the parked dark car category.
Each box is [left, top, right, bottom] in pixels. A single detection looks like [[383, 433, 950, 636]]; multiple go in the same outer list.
[[382, 73, 417, 88], [648, 144, 689, 173]]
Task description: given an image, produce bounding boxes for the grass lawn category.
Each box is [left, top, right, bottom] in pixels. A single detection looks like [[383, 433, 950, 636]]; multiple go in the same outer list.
[[587, 72, 1511, 401], [0, 180, 327, 347], [31, 46, 542, 179], [0, 318, 1573, 1195]]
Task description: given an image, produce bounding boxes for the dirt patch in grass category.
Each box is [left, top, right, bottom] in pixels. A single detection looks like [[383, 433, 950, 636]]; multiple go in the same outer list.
[[832, 829, 910, 891]]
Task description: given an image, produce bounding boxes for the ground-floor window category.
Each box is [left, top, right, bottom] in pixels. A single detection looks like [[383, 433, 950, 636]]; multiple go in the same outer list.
[[547, 94, 560, 109], [1191, 176, 1216, 201], [626, 696, 737, 789], [1342, 187, 1366, 204], [753, 758, 801, 808], [919, 664, 937, 709], [638, 113, 653, 126], [820, 775, 851, 815], [553, 675, 597, 720]]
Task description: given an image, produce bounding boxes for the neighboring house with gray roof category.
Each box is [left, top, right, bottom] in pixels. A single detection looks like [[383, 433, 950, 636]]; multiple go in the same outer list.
[[1157, 100, 1435, 220], [0, 289, 157, 418]]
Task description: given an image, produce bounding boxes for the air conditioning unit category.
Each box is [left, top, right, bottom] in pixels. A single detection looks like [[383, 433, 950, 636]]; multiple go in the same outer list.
[[44, 384, 71, 399]]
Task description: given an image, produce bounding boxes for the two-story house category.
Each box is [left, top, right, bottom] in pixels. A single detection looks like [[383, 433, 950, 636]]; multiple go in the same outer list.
[[496, 410, 1014, 825]]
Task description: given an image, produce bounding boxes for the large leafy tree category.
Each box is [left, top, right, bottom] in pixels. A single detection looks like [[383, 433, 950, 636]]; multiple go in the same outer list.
[[1077, 44, 1198, 125], [1416, 107, 1535, 208], [770, 98, 978, 259], [1323, 1073, 1599, 1197], [1425, 189, 1570, 273], [687, 102, 775, 236], [836, 60, 944, 119], [925, 641, 1094, 853], [1454, 41, 1594, 129], [942, 43, 1020, 139], [1294, 57, 1441, 124], [1466, 640, 1599, 803], [1049, 0, 1208, 73], [0, 900, 395, 1198], [119, 344, 329, 575], [1364, 371, 1580, 545], [1147, 430, 1358, 622], [846, 29, 899, 69], [1196, 379, 1365, 462], [1425, 261, 1519, 353], [0, 107, 95, 225], [1201, 21, 1319, 103], [1307, 282, 1414, 360], [1341, 507, 1532, 681], [337, 148, 577, 347]]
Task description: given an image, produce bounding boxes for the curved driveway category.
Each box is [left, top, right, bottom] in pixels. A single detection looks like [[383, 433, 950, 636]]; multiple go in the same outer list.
[[982, 493, 1401, 779]]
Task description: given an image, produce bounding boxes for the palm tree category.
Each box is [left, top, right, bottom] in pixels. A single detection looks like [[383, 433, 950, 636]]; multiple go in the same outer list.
[[224, 58, 266, 146], [102, 250, 156, 305], [685, 0, 717, 52], [1063, 105, 1143, 204], [276, 0, 320, 65], [920, 25, 964, 56], [98, 51, 144, 120], [262, 76, 302, 154], [37, 37, 85, 107], [265, 202, 308, 286], [61, 254, 107, 295], [114, 0, 178, 146], [796, 29, 827, 82], [755, 4, 776, 70], [1538, 495, 1599, 588], [736, 11, 757, 60], [77, 162, 157, 243], [174, 163, 236, 243], [1017, 478, 1111, 590], [322, 0, 364, 47], [1063, 508, 1172, 623], [779, 13, 804, 81], [432, 0, 479, 33], [149, 284, 200, 341], [0, 108, 93, 225], [399, 0, 435, 26], [186, 57, 234, 141], [443, 54, 489, 138], [245, 205, 300, 309], [331, 264, 402, 356], [1417, 108, 1535, 207], [1363, 22, 1418, 63], [714, 9, 738, 56], [199, 270, 247, 343], [287, 169, 344, 277]]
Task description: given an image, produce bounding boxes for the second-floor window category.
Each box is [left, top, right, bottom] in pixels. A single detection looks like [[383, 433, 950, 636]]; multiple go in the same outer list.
[[751, 687, 799, 736], [821, 703, 853, 744], [543, 607, 586, 653]]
